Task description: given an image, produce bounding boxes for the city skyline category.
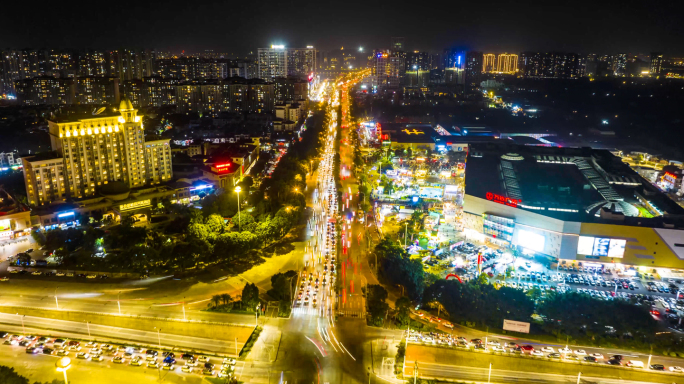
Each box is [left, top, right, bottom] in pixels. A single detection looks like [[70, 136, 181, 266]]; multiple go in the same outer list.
[[5, 0, 684, 54]]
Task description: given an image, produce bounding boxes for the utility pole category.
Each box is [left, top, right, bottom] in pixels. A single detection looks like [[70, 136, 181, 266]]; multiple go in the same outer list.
[[576, 372, 581, 384], [55, 287, 59, 309], [413, 361, 418, 384], [488, 363, 492, 384]]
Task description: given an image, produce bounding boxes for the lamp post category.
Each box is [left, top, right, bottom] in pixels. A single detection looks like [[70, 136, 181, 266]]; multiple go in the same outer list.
[[255, 303, 261, 326], [182, 297, 186, 321], [117, 291, 121, 315], [55, 287, 59, 309], [404, 222, 408, 248], [235, 186, 242, 231], [154, 327, 161, 349], [55, 357, 71, 384], [85, 321, 91, 339], [19, 314, 25, 334]]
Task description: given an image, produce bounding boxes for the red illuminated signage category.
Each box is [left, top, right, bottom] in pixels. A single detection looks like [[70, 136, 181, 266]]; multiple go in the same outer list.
[[664, 172, 677, 179], [486, 192, 521, 208], [215, 163, 232, 172]]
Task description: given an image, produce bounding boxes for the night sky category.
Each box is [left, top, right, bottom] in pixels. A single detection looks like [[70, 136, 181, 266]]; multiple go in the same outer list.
[[5, 0, 684, 54]]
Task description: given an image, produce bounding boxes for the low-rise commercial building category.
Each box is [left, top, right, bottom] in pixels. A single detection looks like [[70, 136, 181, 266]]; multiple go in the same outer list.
[[463, 143, 684, 275]]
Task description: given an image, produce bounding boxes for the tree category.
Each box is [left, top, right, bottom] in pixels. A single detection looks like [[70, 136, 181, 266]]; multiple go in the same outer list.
[[187, 223, 211, 241], [0, 365, 29, 384], [395, 296, 412, 328], [366, 284, 389, 327], [423, 279, 534, 329], [241, 283, 260, 310], [537, 292, 657, 342], [211, 294, 222, 308], [204, 214, 225, 234], [220, 293, 233, 305], [375, 238, 425, 300], [267, 270, 298, 301]]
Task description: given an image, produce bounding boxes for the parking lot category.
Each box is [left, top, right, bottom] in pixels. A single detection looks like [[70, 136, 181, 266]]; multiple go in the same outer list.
[[448, 243, 684, 328], [406, 330, 684, 373], [0, 332, 240, 379]]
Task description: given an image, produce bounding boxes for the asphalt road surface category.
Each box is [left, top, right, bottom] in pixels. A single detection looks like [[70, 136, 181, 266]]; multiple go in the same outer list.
[[403, 361, 668, 384]]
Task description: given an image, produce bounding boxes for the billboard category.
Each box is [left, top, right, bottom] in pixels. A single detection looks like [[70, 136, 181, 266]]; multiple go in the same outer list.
[[0, 219, 10, 232], [577, 236, 625, 258], [503, 319, 530, 333], [517, 229, 545, 253]]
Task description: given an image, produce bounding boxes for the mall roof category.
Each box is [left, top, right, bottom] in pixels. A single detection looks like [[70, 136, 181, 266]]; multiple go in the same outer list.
[[464, 142, 684, 225]]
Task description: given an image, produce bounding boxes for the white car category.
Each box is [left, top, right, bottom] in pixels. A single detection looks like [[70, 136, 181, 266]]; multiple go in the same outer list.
[[575, 349, 587, 356], [559, 347, 572, 354], [531, 350, 544, 356], [488, 340, 501, 346], [590, 353, 604, 360], [491, 346, 506, 352], [182, 365, 194, 373], [540, 346, 555, 353], [198, 356, 210, 363], [669, 366, 684, 373]]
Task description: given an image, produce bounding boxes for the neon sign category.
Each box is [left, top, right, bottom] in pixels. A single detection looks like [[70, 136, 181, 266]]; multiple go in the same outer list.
[[57, 212, 74, 218], [485, 192, 521, 208], [215, 163, 232, 172]]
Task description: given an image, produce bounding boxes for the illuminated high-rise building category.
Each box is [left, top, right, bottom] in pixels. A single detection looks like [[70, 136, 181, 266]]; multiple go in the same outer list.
[[286, 47, 317, 79], [496, 53, 518, 73], [614, 53, 627, 76], [15, 76, 75, 105], [22, 98, 172, 206], [650, 52, 664, 75], [520, 52, 580, 78], [258, 45, 288, 79], [374, 50, 404, 90], [483, 54, 496, 73]]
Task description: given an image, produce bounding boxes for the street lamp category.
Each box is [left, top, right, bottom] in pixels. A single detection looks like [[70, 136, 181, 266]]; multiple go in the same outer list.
[[154, 327, 161, 349], [182, 297, 186, 321], [55, 357, 71, 384], [117, 291, 121, 315], [255, 303, 261, 326], [55, 287, 59, 309], [235, 186, 242, 231]]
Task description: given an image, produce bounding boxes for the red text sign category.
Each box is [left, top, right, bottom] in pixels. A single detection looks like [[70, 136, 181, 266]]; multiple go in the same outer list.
[[486, 192, 521, 208]]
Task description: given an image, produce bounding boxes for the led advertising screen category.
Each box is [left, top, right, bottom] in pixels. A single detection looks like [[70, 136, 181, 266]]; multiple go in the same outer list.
[[593, 237, 610, 256], [577, 236, 625, 257], [0, 219, 10, 232], [577, 236, 595, 255], [517, 229, 545, 253], [608, 239, 626, 258]]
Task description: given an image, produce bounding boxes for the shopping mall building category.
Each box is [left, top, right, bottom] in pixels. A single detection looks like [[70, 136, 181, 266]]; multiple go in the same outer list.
[[462, 143, 684, 278]]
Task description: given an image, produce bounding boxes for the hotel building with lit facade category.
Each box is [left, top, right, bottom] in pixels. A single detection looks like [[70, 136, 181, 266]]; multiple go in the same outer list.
[[463, 142, 684, 277], [21, 98, 172, 206]]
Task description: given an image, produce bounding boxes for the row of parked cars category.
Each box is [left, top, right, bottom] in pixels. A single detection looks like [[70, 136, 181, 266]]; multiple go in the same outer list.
[[1, 332, 236, 378], [406, 331, 683, 372], [8, 270, 109, 279]]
